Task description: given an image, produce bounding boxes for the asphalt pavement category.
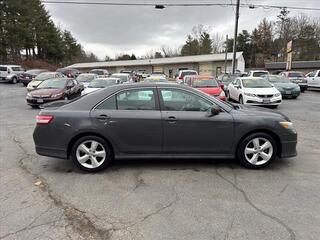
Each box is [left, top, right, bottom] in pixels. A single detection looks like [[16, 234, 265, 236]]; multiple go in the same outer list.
[[1, 83, 320, 240]]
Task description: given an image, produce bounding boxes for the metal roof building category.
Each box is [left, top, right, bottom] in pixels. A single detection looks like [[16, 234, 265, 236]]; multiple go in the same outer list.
[[68, 52, 244, 78], [265, 61, 320, 73]]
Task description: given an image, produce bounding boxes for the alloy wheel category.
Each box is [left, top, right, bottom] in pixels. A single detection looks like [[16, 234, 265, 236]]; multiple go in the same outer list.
[[244, 137, 273, 166], [76, 140, 107, 169]]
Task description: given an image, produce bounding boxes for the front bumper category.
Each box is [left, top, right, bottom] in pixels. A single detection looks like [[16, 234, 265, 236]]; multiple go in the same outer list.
[[244, 95, 282, 106], [279, 90, 300, 98], [26, 96, 63, 106]]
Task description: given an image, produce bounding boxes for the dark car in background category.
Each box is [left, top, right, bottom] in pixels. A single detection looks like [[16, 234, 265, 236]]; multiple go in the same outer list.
[[26, 78, 82, 108], [20, 69, 48, 86], [89, 69, 109, 77], [56, 68, 80, 78], [262, 75, 300, 99], [280, 71, 308, 92], [33, 83, 297, 172]]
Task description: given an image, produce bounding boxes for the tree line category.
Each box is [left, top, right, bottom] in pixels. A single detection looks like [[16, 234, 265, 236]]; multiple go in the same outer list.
[[0, 0, 98, 66], [133, 8, 319, 68]]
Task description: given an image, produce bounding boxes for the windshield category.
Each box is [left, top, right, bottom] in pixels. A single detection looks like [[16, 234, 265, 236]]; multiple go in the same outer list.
[[268, 76, 290, 83], [252, 71, 268, 77], [76, 74, 95, 82], [37, 79, 67, 89], [192, 79, 218, 88], [242, 78, 272, 88], [90, 70, 105, 75], [88, 79, 118, 88], [35, 73, 55, 81], [26, 69, 44, 75], [288, 72, 304, 77]]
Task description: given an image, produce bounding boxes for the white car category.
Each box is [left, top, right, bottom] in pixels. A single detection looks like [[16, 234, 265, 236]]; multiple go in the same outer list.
[[228, 77, 282, 107], [76, 73, 98, 88], [81, 77, 120, 95], [111, 73, 132, 84], [247, 70, 269, 77], [0, 65, 25, 83], [306, 70, 320, 88], [176, 70, 198, 83]]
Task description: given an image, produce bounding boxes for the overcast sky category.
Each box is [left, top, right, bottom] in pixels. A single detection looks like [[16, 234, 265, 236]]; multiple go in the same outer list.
[[43, 0, 319, 60]]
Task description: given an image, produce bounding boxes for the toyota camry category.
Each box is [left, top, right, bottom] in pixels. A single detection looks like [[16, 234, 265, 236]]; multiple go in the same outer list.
[[33, 83, 297, 172]]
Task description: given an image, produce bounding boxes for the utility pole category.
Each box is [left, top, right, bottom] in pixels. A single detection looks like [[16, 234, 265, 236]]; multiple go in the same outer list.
[[232, 0, 240, 74], [224, 34, 228, 73]]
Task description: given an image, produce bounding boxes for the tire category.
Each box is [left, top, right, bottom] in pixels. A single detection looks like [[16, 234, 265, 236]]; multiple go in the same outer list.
[[237, 132, 277, 169], [239, 95, 243, 104], [12, 77, 17, 84], [71, 135, 113, 172]]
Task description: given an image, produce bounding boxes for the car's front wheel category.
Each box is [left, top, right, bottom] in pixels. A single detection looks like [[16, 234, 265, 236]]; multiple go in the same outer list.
[[71, 136, 113, 172], [12, 77, 17, 84], [237, 133, 277, 169]]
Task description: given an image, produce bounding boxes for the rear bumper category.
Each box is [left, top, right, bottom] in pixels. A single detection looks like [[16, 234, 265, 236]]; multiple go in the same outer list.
[[35, 145, 68, 159]]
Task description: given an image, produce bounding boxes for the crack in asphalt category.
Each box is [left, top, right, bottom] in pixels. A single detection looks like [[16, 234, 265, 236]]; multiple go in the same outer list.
[[9, 130, 113, 240], [214, 167, 296, 240]]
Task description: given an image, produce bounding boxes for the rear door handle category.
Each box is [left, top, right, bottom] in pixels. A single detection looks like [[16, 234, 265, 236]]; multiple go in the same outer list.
[[165, 116, 177, 123], [96, 114, 110, 121]]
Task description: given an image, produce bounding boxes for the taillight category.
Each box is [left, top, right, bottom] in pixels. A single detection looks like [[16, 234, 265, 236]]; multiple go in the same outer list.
[[179, 76, 183, 79], [36, 115, 54, 125]]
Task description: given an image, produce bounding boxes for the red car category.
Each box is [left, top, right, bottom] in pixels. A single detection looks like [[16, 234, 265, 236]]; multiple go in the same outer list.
[[184, 76, 226, 101]]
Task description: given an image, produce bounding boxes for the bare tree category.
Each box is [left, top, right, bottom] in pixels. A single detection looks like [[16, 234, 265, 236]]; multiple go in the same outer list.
[[211, 33, 224, 53]]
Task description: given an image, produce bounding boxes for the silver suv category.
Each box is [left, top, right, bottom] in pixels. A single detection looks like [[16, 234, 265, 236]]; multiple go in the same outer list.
[[0, 65, 25, 84]]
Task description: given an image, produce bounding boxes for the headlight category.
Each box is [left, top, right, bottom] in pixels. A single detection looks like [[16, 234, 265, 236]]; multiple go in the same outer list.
[[51, 93, 63, 98], [274, 93, 281, 97], [280, 121, 293, 129], [244, 92, 256, 97]]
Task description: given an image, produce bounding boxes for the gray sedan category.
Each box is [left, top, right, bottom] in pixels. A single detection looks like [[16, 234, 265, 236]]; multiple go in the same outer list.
[[33, 83, 297, 172]]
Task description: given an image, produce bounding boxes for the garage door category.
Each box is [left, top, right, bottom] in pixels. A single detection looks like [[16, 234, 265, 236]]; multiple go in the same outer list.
[[199, 62, 213, 75], [153, 65, 163, 73]]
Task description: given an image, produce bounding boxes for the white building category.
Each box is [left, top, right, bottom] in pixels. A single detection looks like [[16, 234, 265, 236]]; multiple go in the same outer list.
[[68, 52, 245, 78]]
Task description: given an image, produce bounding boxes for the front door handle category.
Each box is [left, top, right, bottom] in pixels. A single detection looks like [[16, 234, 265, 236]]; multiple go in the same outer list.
[[96, 114, 110, 121], [165, 116, 177, 123]]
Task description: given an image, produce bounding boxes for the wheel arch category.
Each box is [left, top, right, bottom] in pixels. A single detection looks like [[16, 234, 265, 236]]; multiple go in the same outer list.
[[67, 132, 115, 158], [236, 129, 282, 158]]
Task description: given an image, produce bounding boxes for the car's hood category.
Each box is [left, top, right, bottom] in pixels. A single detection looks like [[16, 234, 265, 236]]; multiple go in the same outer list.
[[273, 82, 298, 89], [31, 88, 63, 96], [28, 80, 43, 87], [233, 104, 290, 121], [242, 87, 279, 94], [196, 87, 222, 95]]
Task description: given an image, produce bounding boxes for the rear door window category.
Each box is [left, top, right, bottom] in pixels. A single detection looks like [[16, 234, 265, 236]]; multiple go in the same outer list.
[[117, 89, 156, 110], [0, 67, 7, 71]]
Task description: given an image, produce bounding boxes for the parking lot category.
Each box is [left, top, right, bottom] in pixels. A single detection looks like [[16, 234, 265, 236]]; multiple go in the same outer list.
[[1, 83, 320, 240]]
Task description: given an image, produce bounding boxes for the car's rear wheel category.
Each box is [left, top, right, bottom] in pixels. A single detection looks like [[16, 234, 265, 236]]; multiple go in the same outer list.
[[237, 133, 277, 169], [71, 136, 113, 172]]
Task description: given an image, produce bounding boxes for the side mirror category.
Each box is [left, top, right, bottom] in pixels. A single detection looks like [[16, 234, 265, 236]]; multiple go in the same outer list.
[[208, 106, 221, 117]]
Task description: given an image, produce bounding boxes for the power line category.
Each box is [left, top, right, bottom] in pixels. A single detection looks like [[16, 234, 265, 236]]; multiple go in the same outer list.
[[41, 0, 320, 11]]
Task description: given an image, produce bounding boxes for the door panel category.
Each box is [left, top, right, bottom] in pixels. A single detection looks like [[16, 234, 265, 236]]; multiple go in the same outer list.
[[161, 111, 234, 153], [159, 88, 234, 154], [91, 109, 162, 153]]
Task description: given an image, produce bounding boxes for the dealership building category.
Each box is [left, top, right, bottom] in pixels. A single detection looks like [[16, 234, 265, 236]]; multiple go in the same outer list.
[[68, 52, 245, 78]]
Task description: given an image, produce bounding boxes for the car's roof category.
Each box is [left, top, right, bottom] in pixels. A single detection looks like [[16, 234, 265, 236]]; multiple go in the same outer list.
[[239, 77, 263, 80], [79, 73, 96, 75], [250, 70, 268, 72]]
